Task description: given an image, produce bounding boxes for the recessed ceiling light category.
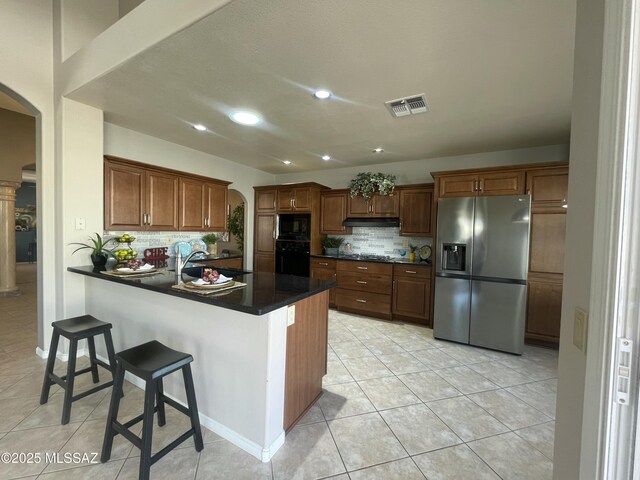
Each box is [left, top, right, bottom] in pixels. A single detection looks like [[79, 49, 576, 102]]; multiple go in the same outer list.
[[230, 111, 261, 125], [321, 155, 331, 161], [314, 90, 332, 100], [373, 148, 384, 153], [282, 160, 292, 165], [193, 124, 207, 131]]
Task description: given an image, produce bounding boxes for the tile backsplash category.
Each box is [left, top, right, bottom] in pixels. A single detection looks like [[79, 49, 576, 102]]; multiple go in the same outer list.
[[330, 227, 432, 257], [104, 231, 218, 257]]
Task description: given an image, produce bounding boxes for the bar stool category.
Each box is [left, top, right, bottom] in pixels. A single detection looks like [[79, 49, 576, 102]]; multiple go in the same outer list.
[[40, 315, 117, 424], [101, 340, 204, 480]]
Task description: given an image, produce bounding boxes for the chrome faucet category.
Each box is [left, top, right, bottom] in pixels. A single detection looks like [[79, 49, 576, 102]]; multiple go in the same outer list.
[[176, 249, 209, 278]]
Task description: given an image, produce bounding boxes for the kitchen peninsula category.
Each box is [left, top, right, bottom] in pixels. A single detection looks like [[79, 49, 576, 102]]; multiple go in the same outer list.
[[68, 265, 334, 462]]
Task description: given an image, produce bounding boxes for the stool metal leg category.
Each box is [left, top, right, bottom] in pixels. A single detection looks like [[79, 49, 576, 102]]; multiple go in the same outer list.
[[139, 381, 157, 480], [61, 339, 78, 424], [40, 330, 60, 405], [87, 336, 100, 384], [182, 364, 204, 451], [156, 378, 166, 427], [101, 362, 125, 463]]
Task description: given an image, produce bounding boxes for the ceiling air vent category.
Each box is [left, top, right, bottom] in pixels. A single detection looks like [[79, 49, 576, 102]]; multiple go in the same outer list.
[[385, 94, 429, 118]]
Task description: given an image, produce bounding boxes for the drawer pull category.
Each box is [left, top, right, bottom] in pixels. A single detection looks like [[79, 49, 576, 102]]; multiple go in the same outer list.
[[356, 299, 367, 303], [319, 262, 329, 266], [357, 266, 368, 270], [405, 270, 417, 274], [356, 280, 367, 284]]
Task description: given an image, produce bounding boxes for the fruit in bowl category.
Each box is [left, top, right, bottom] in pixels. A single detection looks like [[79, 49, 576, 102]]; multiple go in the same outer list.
[[126, 259, 142, 270], [201, 268, 220, 284]]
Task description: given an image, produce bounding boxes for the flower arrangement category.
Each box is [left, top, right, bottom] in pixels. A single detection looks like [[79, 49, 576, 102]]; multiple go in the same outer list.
[[349, 172, 397, 200]]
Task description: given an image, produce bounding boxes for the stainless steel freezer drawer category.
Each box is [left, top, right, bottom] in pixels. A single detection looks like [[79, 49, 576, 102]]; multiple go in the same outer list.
[[433, 275, 471, 344]]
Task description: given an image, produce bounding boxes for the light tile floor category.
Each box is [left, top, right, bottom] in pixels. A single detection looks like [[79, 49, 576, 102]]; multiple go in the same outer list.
[[0, 265, 558, 479]]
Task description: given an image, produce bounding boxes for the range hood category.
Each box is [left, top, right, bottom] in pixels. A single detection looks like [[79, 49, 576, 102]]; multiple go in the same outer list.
[[342, 217, 400, 228]]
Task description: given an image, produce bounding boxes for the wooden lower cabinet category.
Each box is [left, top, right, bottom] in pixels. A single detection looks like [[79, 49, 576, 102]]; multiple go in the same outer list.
[[284, 290, 329, 431], [310, 258, 337, 307], [392, 264, 431, 325], [526, 274, 563, 347], [207, 257, 243, 270], [254, 253, 275, 273], [335, 289, 392, 318], [335, 260, 392, 319]]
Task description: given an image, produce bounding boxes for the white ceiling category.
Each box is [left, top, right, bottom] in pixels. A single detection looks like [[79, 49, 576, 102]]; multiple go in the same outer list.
[[68, 0, 576, 174]]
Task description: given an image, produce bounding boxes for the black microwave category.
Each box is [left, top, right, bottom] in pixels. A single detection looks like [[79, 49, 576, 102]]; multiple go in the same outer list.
[[278, 214, 311, 240]]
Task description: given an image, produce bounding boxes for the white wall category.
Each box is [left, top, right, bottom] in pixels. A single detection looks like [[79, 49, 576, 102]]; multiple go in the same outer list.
[[553, 0, 603, 478], [274, 144, 569, 188], [60, 0, 119, 61], [0, 0, 56, 349], [103, 123, 275, 269]]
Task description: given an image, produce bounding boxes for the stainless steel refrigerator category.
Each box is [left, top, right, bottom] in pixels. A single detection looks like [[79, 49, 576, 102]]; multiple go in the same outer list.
[[433, 195, 531, 354]]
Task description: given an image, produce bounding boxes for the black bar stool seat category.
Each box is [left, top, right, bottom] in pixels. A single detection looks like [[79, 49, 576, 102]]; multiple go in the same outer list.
[[101, 340, 204, 480], [40, 315, 117, 424]]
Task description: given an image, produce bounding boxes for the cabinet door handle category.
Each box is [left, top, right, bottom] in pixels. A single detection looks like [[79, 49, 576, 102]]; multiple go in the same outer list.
[[405, 270, 417, 274], [473, 180, 477, 192], [319, 262, 329, 266], [357, 266, 368, 270], [356, 280, 367, 284], [356, 299, 367, 303], [143, 213, 146, 225]]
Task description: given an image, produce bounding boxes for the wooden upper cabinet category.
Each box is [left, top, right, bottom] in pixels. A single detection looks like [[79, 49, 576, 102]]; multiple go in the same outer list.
[[398, 185, 433, 236], [277, 187, 311, 212], [526, 167, 569, 209], [256, 188, 277, 212], [105, 156, 230, 232], [320, 190, 351, 234], [437, 170, 524, 198], [347, 193, 399, 217], [104, 160, 145, 230]]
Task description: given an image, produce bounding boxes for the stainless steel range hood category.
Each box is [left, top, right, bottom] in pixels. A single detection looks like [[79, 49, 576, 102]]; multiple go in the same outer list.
[[342, 217, 400, 227]]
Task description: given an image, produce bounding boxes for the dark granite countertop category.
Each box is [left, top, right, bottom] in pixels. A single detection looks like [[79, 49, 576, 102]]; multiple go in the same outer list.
[[311, 254, 432, 267], [68, 265, 336, 316]]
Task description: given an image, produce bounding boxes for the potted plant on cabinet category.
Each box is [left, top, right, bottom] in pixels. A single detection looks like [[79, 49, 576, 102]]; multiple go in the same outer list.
[[201, 233, 218, 256], [322, 237, 345, 256], [70, 233, 116, 268], [349, 172, 397, 200]]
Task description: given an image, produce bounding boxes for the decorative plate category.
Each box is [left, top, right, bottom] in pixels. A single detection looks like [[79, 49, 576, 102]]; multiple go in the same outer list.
[[419, 245, 432, 261], [111, 267, 157, 275], [173, 241, 192, 257], [185, 280, 234, 289], [189, 239, 207, 253]]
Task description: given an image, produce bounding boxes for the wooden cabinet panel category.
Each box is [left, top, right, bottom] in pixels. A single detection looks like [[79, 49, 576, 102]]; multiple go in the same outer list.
[[337, 260, 393, 276], [204, 182, 228, 231], [256, 188, 277, 212], [337, 272, 392, 294], [277, 187, 311, 212], [392, 276, 431, 324], [371, 193, 399, 216], [254, 253, 275, 273], [104, 161, 145, 230], [208, 257, 243, 270], [310, 266, 336, 307], [530, 213, 566, 274], [526, 277, 563, 345], [145, 170, 179, 231], [336, 289, 391, 317], [438, 174, 478, 198], [255, 214, 276, 254], [277, 188, 294, 212], [399, 186, 433, 236], [527, 168, 569, 205], [347, 195, 369, 216], [320, 190, 350, 234], [478, 170, 525, 196], [393, 264, 430, 280], [179, 177, 205, 230]]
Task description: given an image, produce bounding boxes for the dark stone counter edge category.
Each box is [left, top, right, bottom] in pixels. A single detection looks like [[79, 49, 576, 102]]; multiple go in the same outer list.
[[68, 266, 337, 317], [311, 254, 432, 266]]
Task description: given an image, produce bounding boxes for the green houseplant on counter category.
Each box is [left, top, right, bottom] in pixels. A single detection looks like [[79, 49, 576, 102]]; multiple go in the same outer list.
[[349, 172, 397, 200], [201, 233, 218, 256], [322, 237, 344, 256], [70, 233, 116, 268]]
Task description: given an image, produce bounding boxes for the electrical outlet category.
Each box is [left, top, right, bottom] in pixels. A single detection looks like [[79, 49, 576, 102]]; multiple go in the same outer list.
[[287, 305, 295, 326], [75, 217, 85, 230], [573, 307, 588, 352]]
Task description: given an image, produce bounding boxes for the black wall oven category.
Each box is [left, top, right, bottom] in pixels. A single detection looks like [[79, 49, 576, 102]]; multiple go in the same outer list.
[[275, 241, 310, 277], [278, 214, 311, 240]]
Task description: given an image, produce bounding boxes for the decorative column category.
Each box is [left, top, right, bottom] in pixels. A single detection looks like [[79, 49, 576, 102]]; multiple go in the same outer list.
[[0, 181, 21, 296]]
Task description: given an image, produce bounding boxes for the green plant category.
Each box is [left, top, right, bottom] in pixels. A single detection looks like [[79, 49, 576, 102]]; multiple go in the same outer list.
[[201, 233, 218, 244], [69, 233, 116, 258], [349, 172, 397, 200], [227, 203, 245, 254], [408, 243, 418, 253], [322, 237, 345, 249]]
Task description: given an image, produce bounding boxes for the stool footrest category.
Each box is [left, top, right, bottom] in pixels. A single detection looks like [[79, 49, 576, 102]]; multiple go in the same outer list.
[[150, 430, 195, 466], [163, 397, 190, 417], [94, 358, 112, 371], [71, 381, 113, 402], [112, 420, 143, 450], [57, 366, 99, 383]]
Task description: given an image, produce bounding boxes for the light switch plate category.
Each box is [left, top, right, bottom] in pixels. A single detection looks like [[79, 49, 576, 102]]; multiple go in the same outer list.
[[573, 307, 588, 352], [287, 305, 295, 326]]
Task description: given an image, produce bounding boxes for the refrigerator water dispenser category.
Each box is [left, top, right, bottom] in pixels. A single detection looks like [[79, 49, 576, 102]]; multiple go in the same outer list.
[[442, 243, 466, 271]]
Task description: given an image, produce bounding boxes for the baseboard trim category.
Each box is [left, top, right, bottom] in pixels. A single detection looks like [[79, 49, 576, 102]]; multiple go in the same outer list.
[[35, 346, 87, 361]]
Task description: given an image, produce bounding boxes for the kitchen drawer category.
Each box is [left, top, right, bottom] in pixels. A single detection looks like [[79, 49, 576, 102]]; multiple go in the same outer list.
[[393, 264, 430, 280], [336, 288, 391, 315], [336, 260, 392, 275], [310, 258, 337, 270], [337, 272, 392, 294]]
